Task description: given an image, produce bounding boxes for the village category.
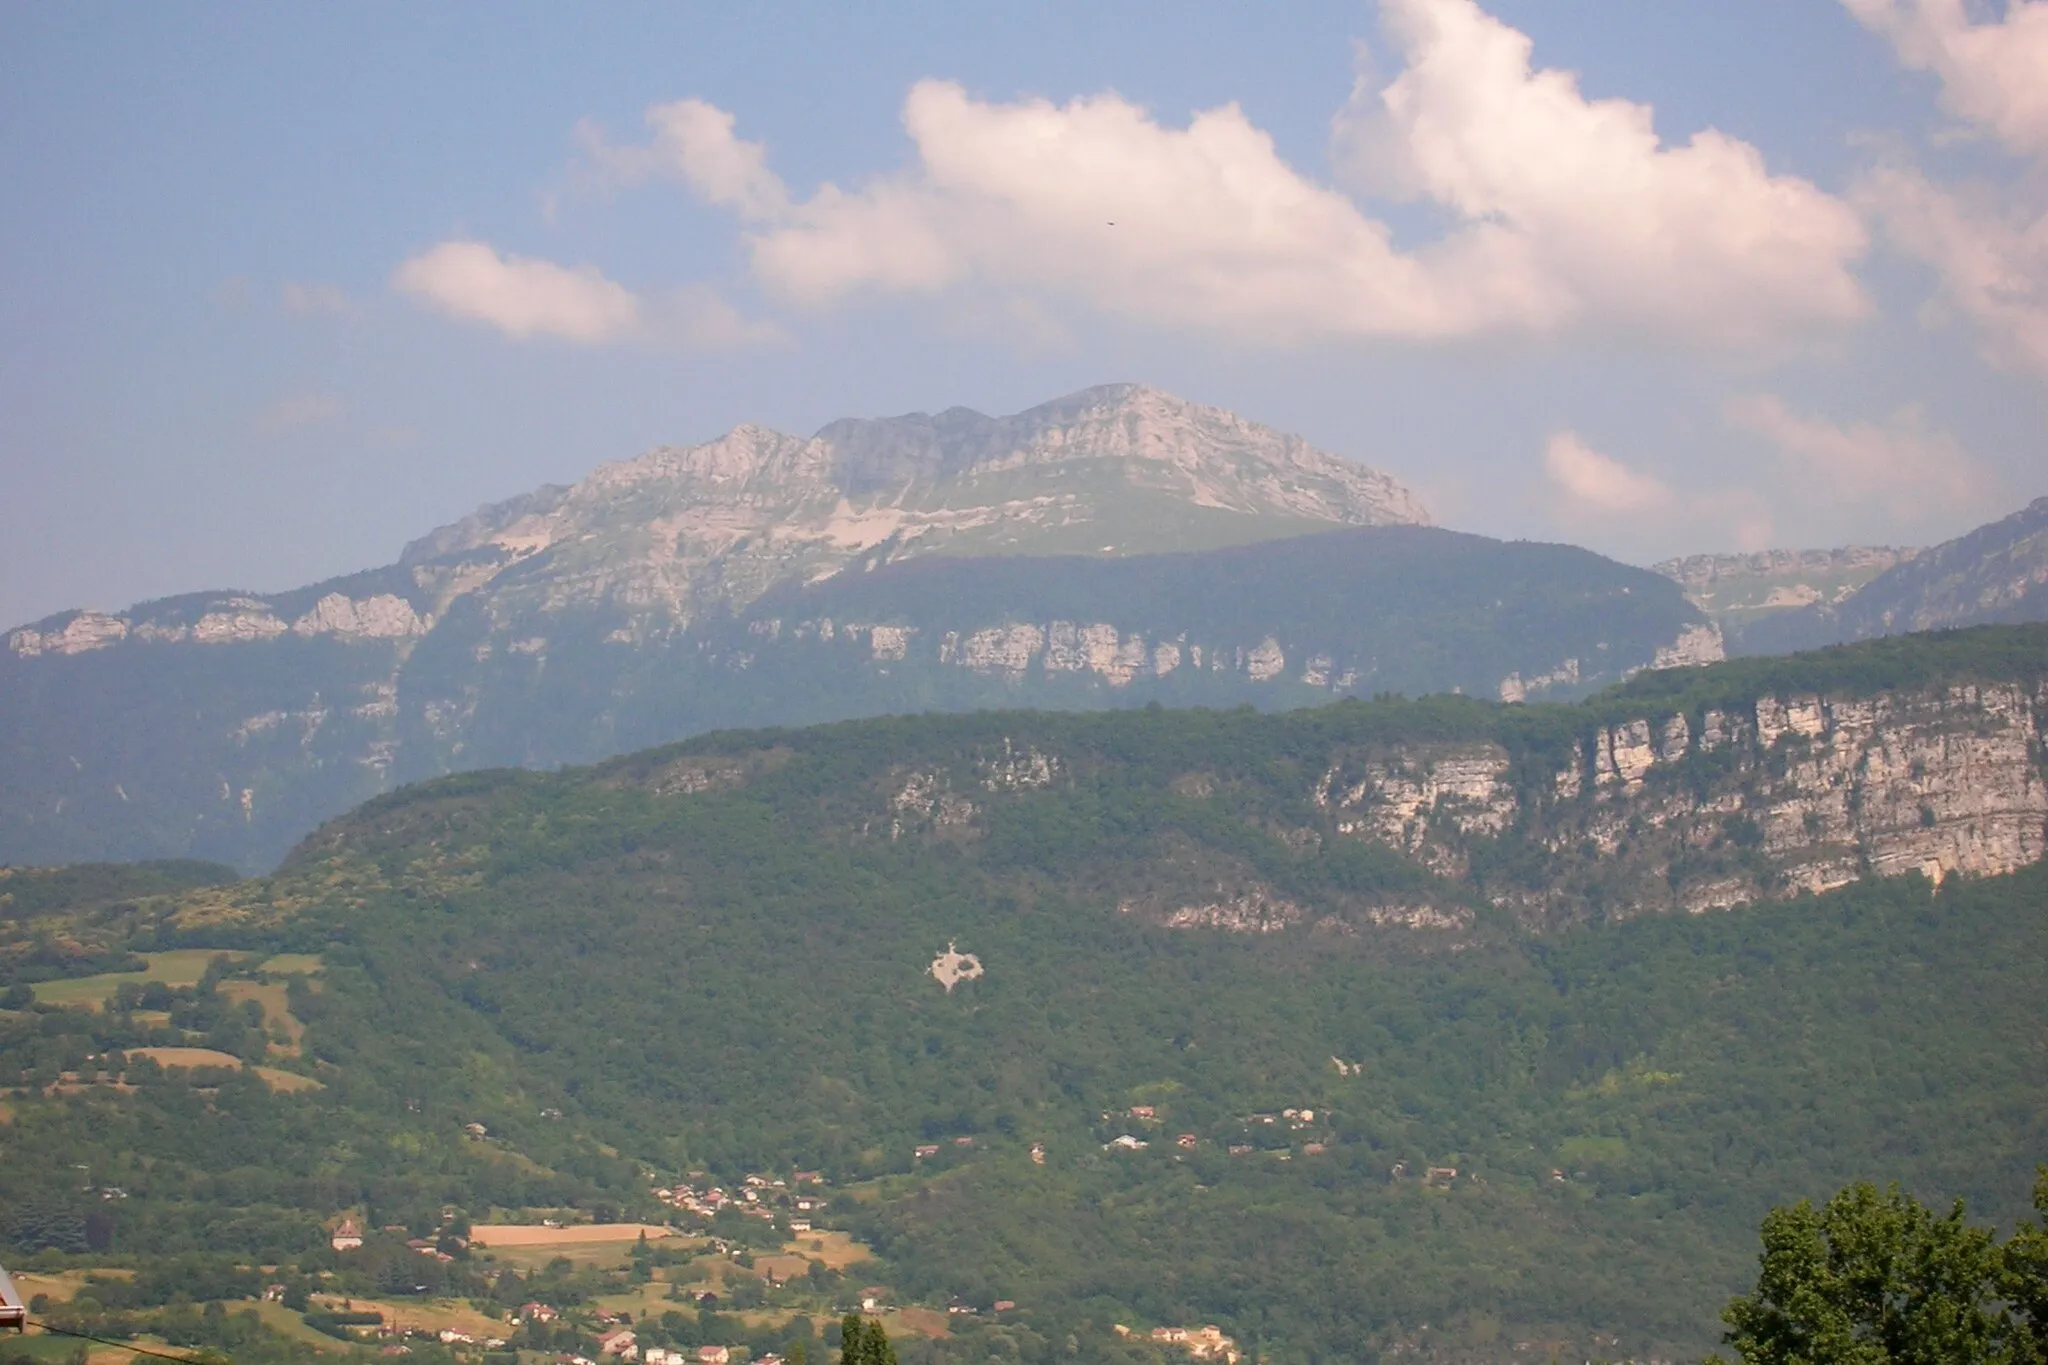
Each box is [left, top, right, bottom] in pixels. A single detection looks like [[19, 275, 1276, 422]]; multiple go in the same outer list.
[[304, 1153, 1032, 1365]]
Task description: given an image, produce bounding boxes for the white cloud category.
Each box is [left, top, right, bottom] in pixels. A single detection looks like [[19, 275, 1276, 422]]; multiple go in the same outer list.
[[1844, 2, 2048, 375], [587, 0, 1866, 347], [1542, 431, 1674, 515], [1859, 164, 2048, 373], [1335, 0, 1870, 343], [576, 99, 790, 218], [1724, 393, 2001, 527], [392, 240, 642, 343], [1842, 0, 2048, 158], [250, 391, 345, 437], [280, 281, 355, 318]]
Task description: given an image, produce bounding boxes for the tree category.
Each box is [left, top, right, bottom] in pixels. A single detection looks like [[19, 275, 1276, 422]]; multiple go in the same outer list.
[[2006, 1171, 2048, 1365], [1718, 1181, 2010, 1364], [838, 1315, 895, 1365]]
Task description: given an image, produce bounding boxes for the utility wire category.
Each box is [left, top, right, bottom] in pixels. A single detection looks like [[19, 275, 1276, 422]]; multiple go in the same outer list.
[[23, 1317, 225, 1365]]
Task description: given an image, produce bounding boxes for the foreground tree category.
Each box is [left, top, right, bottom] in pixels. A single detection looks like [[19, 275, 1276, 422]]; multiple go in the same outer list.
[[1718, 1173, 2048, 1364], [839, 1314, 898, 1365]]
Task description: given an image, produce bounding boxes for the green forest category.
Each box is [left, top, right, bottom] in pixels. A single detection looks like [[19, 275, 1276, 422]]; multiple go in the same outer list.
[[4, 625, 2048, 1362]]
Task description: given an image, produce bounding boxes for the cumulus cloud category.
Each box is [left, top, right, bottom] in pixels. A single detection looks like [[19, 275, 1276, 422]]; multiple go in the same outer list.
[[1842, 0, 2048, 158], [1334, 0, 1870, 343], [1859, 164, 2048, 373], [1724, 393, 2001, 527], [393, 240, 642, 343], [1542, 431, 1675, 515], [250, 391, 345, 437], [575, 99, 790, 218], [580, 0, 1867, 347], [1844, 2, 2048, 374]]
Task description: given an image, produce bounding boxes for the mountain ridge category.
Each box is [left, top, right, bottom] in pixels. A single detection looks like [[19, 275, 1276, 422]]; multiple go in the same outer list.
[[3, 386, 1725, 874], [1731, 496, 2048, 653]]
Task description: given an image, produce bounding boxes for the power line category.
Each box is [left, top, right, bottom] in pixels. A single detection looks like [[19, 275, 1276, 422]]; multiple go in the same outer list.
[[23, 1318, 225, 1365]]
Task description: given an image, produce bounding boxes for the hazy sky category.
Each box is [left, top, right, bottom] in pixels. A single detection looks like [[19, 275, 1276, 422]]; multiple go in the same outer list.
[[4, 0, 2045, 629]]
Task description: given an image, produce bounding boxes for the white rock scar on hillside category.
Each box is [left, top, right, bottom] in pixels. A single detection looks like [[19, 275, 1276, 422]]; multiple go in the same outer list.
[[929, 942, 984, 993]]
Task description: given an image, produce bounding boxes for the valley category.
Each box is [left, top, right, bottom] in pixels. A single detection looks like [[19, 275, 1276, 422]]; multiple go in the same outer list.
[[5, 626, 2048, 1362]]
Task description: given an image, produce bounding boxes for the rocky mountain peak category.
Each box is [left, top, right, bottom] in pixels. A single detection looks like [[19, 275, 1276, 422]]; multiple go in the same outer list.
[[369, 384, 1429, 627]]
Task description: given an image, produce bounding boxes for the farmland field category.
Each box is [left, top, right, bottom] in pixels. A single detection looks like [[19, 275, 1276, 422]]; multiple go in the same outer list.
[[28, 949, 250, 1009], [468, 1222, 676, 1247], [126, 1045, 246, 1069], [221, 979, 303, 1052], [121, 1046, 322, 1091]]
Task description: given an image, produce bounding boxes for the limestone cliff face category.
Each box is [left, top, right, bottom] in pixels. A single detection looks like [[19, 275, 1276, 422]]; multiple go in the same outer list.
[[857, 656, 2048, 939], [384, 383, 1430, 633], [1315, 681, 2047, 924]]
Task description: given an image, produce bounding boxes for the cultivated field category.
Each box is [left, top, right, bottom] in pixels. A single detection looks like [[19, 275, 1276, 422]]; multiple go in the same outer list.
[[127, 1045, 245, 1069], [220, 979, 303, 1053], [123, 1046, 323, 1092], [469, 1222, 676, 1247], [308, 1293, 505, 1339], [29, 950, 249, 1009], [787, 1229, 871, 1269]]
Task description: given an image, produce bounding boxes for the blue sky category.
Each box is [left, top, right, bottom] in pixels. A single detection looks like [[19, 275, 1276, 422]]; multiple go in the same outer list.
[[4, 0, 2045, 629]]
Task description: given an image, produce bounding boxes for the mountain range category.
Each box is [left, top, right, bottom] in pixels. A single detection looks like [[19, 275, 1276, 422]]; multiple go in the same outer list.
[[5, 381, 2042, 874], [0, 385, 1711, 872], [1730, 495, 2048, 654]]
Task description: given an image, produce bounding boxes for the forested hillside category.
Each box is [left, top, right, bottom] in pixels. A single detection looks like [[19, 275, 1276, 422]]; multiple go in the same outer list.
[[4, 626, 2048, 1362]]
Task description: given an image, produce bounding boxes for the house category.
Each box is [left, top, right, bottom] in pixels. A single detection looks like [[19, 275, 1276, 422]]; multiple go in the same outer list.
[[789, 1220, 812, 1233], [464, 1122, 489, 1139], [1029, 1143, 1046, 1165], [696, 1346, 730, 1364], [262, 1284, 287, 1303], [947, 1298, 978, 1315], [792, 1171, 823, 1184], [597, 1329, 638, 1360], [860, 1289, 888, 1313], [1424, 1166, 1458, 1188], [1176, 1134, 1198, 1149], [992, 1301, 1016, 1313], [952, 1135, 974, 1147], [520, 1303, 560, 1324], [1151, 1327, 1188, 1343], [1108, 1134, 1147, 1150], [1127, 1105, 1156, 1120], [1186, 1326, 1240, 1362], [330, 1218, 364, 1251], [913, 1144, 940, 1159], [439, 1330, 476, 1346]]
